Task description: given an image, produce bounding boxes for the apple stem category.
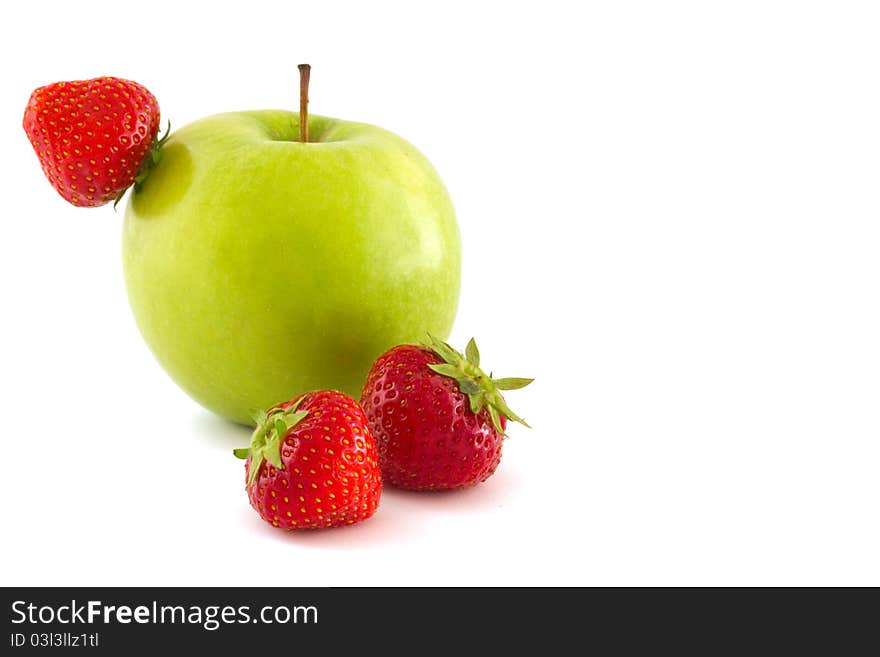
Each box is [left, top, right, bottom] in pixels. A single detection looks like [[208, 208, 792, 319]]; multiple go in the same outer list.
[[298, 64, 311, 143]]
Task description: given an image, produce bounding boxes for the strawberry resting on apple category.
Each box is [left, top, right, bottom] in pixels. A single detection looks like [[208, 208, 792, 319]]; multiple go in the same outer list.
[[23, 76, 167, 207]]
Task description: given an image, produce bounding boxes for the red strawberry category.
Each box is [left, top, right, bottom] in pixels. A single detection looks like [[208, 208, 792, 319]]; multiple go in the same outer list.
[[234, 390, 382, 529], [22, 76, 165, 207], [360, 336, 533, 491]]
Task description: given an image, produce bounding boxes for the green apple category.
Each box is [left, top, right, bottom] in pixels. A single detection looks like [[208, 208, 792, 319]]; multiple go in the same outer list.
[[122, 110, 460, 424]]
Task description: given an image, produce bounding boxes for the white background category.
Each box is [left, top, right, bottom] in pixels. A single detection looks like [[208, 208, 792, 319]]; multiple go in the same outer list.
[[1, 0, 878, 586]]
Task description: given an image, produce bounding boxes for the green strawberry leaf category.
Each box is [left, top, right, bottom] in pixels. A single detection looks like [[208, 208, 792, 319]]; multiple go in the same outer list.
[[284, 410, 309, 427], [112, 189, 126, 211], [428, 363, 462, 379], [490, 393, 530, 428], [493, 377, 534, 391], [457, 378, 481, 395], [237, 402, 310, 487], [264, 435, 284, 469], [250, 424, 267, 448], [426, 334, 462, 366], [157, 120, 172, 146], [425, 334, 533, 435], [487, 404, 504, 435], [247, 454, 265, 487], [465, 338, 480, 366], [249, 408, 268, 426]]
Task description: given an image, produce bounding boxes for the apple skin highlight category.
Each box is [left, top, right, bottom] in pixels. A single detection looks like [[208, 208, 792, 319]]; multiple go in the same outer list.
[[122, 110, 461, 424]]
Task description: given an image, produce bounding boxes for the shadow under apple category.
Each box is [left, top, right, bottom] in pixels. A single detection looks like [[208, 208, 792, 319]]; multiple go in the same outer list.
[[190, 410, 253, 451]]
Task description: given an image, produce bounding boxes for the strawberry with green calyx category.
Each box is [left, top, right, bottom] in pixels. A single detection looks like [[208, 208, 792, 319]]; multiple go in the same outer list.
[[23, 76, 168, 208], [360, 336, 533, 491], [234, 400, 310, 488], [426, 335, 532, 435], [235, 390, 382, 530], [114, 120, 171, 208]]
